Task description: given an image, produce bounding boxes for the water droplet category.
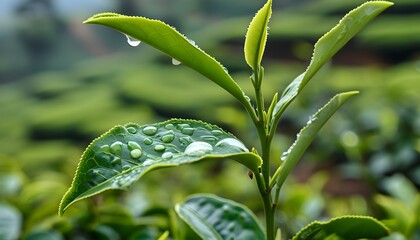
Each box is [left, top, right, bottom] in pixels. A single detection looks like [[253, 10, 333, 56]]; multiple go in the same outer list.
[[200, 135, 218, 142], [100, 144, 110, 153], [162, 131, 175, 143], [126, 126, 137, 134], [125, 34, 141, 47], [110, 141, 123, 155], [172, 58, 181, 65], [162, 152, 173, 159], [143, 126, 158, 136], [280, 151, 289, 161], [128, 141, 141, 150], [130, 149, 142, 159], [223, 66, 229, 73], [122, 165, 131, 171], [154, 144, 165, 152], [211, 130, 223, 136], [181, 127, 195, 135], [184, 141, 213, 157], [165, 124, 175, 130], [179, 136, 193, 146], [86, 167, 116, 184], [187, 38, 196, 46], [364, 6, 376, 15], [215, 138, 248, 152], [111, 157, 122, 165], [143, 138, 153, 145], [178, 123, 191, 130], [143, 159, 154, 166], [306, 116, 318, 125]]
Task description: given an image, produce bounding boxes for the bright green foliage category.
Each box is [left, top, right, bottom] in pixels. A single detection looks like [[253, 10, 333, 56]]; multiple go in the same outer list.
[[273, 91, 359, 190], [59, 119, 261, 215], [244, 0, 272, 71], [175, 194, 265, 240], [59, 0, 394, 239], [291, 215, 390, 240], [270, 1, 393, 128], [84, 13, 249, 106]]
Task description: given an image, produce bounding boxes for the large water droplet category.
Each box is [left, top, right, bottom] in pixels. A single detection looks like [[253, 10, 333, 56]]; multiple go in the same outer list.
[[181, 127, 195, 135], [143, 159, 154, 166], [165, 124, 175, 130], [172, 58, 181, 65], [100, 144, 110, 153], [143, 126, 158, 136], [143, 138, 153, 145], [128, 141, 141, 150], [126, 126, 137, 134], [211, 130, 223, 136], [215, 138, 248, 152], [184, 141, 213, 157], [161, 131, 175, 143], [178, 123, 191, 130], [125, 35, 141, 47], [111, 157, 122, 166], [200, 135, 218, 142], [154, 144, 165, 152], [162, 152, 173, 159], [130, 149, 142, 159], [110, 141, 123, 155]]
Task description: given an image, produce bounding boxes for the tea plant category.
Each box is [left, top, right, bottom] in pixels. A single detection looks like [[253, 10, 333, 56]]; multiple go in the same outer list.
[[59, 1, 394, 239]]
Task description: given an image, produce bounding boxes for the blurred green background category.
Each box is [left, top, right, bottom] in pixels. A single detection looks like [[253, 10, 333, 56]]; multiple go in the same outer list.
[[0, 0, 419, 239]]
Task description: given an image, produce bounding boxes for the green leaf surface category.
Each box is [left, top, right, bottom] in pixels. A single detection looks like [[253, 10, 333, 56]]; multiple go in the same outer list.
[[59, 119, 261, 215], [274, 91, 358, 189], [292, 215, 389, 240], [175, 194, 265, 240], [244, 0, 272, 70], [271, 1, 393, 126], [84, 13, 248, 105]]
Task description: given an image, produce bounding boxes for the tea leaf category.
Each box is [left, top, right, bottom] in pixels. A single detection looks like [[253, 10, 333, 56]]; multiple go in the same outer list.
[[59, 119, 261, 215], [175, 194, 265, 240], [274, 91, 358, 189], [244, 0, 272, 71], [271, 1, 393, 125], [292, 215, 389, 240], [84, 13, 249, 105]]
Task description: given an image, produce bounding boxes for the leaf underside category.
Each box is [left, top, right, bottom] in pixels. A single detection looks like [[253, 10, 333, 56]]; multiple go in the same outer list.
[[292, 215, 390, 240], [84, 13, 249, 106], [59, 119, 261, 215], [271, 1, 393, 125], [175, 194, 265, 240]]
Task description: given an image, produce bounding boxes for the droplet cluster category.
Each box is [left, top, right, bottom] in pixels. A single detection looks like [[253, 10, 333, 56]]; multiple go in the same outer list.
[[83, 121, 249, 188]]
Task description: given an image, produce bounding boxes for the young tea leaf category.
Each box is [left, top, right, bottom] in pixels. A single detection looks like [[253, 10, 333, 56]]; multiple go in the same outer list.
[[271, 1, 393, 127], [175, 194, 265, 240], [59, 119, 261, 215], [274, 91, 358, 189], [84, 13, 249, 106], [292, 215, 389, 240], [244, 0, 272, 71]]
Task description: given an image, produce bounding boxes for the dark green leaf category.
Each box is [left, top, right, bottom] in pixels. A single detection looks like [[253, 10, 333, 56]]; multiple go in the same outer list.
[[84, 13, 249, 105], [292, 215, 389, 240], [59, 119, 261, 215], [175, 194, 265, 240]]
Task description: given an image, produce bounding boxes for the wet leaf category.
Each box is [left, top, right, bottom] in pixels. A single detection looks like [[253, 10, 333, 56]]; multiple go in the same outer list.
[[175, 194, 265, 240], [59, 119, 261, 215], [84, 13, 249, 106]]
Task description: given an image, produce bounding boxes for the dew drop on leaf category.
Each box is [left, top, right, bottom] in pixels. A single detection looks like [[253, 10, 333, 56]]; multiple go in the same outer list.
[[181, 127, 195, 135], [184, 141, 213, 157], [125, 34, 141, 47], [143, 138, 153, 145], [154, 144, 166, 152], [172, 58, 181, 65], [215, 138, 249, 152], [110, 141, 123, 155], [142, 126, 158, 136], [126, 126, 137, 134], [162, 152, 173, 159], [161, 132, 175, 143], [128, 141, 142, 150], [143, 159, 154, 166], [130, 149, 142, 159]]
